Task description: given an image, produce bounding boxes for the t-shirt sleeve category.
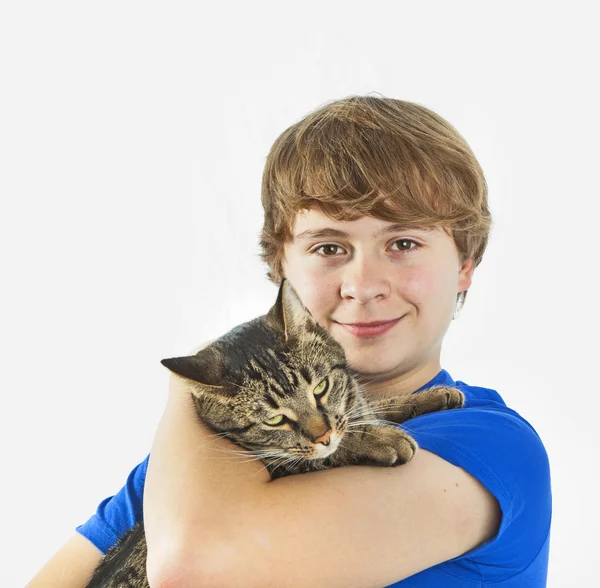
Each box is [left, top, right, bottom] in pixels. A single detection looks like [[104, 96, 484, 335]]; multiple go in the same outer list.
[[76, 454, 149, 554], [399, 397, 552, 579]]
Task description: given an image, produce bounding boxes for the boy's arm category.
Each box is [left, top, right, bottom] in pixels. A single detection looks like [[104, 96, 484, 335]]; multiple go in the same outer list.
[[26, 534, 102, 588], [145, 374, 501, 588]]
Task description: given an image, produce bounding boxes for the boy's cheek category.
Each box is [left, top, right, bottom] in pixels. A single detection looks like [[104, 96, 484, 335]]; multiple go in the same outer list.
[[396, 267, 439, 302], [401, 263, 459, 301], [285, 273, 336, 320]]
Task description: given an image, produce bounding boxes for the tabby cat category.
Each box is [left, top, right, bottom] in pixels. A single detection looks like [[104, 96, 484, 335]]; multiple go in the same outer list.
[[86, 279, 464, 587]]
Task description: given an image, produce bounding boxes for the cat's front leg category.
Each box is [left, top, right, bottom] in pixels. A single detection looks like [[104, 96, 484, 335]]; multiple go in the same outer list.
[[368, 385, 465, 425], [334, 424, 418, 468]]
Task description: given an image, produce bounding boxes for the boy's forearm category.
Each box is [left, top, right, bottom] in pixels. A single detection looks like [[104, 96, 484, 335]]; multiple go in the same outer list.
[[26, 534, 102, 588], [143, 374, 270, 577]]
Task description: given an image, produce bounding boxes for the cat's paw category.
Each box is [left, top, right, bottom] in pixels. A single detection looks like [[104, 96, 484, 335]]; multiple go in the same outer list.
[[416, 385, 465, 412], [374, 428, 418, 466], [441, 386, 465, 410]]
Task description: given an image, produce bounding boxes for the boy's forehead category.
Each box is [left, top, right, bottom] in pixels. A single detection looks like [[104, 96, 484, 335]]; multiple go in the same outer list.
[[289, 207, 436, 242]]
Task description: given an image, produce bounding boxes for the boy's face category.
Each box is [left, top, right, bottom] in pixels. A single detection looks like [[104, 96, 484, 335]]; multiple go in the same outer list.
[[281, 207, 474, 393]]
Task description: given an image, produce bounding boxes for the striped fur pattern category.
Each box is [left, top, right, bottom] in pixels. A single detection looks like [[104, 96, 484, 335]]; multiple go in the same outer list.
[[86, 279, 464, 587]]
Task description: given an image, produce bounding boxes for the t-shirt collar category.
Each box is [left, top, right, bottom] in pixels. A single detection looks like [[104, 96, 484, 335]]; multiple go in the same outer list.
[[413, 369, 456, 393]]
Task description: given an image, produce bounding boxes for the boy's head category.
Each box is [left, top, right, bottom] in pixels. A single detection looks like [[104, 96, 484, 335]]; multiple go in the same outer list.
[[259, 95, 492, 308]]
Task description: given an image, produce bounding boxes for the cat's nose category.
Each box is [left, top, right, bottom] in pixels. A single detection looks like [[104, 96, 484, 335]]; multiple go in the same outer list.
[[313, 429, 332, 446]]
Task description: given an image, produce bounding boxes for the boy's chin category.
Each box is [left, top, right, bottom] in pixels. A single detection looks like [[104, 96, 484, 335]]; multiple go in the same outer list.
[[344, 349, 406, 378]]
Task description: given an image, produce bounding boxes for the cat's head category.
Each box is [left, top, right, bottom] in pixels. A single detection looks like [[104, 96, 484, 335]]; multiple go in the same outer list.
[[161, 279, 363, 461]]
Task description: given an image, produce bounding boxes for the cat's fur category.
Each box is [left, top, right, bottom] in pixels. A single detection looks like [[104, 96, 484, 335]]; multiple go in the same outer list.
[[86, 279, 464, 587]]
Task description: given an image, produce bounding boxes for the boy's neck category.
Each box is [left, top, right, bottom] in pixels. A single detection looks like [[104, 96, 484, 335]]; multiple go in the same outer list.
[[358, 356, 443, 399]]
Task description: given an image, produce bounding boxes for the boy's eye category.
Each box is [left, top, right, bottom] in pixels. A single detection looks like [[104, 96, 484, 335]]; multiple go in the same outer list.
[[313, 378, 329, 397], [392, 239, 418, 251], [265, 414, 285, 426], [316, 244, 342, 256]]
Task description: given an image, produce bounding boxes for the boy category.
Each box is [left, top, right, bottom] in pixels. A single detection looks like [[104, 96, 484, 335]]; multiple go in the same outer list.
[[29, 96, 551, 587]]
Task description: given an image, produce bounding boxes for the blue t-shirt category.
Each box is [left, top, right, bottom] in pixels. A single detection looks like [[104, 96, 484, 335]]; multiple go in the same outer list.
[[77, 370, 552, 586]]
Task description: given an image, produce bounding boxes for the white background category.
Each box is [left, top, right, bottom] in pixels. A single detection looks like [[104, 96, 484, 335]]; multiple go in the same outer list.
[[1, 1, 598, 586]]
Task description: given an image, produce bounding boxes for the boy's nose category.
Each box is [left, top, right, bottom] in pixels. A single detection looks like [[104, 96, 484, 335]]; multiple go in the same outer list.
[[340, 256, 391, 304]]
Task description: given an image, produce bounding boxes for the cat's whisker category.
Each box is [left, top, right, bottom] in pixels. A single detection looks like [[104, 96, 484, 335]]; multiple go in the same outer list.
[[347, 419, 399, 428], [343, 402, 408, 420], [264, 455, 288, 477], [209, 447, 256, 456], [343, 408, 378, 422], [343, 429, 386, 440], [206, 456, 267, 464], [285, 457, 306, 473], [343, 405, 370, 418], [268, 453, 307, 477], [196, 444, 281, 459], [354, 373, 423, 400], [245, 461, 275, 479], [253, 453, 290, 461], [345, 409, 398, 422], [356, 372, 400, 386], [200, 432, 235, 443], [203, 450, 264, 461], [346, 425, 397, 434], [202, 446, 291, 468]]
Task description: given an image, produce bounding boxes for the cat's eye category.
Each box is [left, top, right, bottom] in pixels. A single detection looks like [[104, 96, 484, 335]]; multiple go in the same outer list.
[[313, 378, 329, 397], [265, 414, 285, 426]]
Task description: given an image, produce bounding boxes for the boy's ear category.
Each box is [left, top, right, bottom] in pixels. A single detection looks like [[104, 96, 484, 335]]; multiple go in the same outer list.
[[458, 258, 475, 292], [265, 278, 314, 341]]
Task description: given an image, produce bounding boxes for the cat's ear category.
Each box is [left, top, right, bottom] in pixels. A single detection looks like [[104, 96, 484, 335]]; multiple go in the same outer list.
[[266, 278, 314, 341], [161, 346, 235, 403]]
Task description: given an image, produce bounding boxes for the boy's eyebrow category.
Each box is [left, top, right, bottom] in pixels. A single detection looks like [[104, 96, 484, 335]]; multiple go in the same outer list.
[[292, 223, 434, 242]]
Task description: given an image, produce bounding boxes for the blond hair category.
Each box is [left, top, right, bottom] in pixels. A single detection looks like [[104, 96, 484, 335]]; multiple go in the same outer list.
[[259, 95, 492, 307]]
